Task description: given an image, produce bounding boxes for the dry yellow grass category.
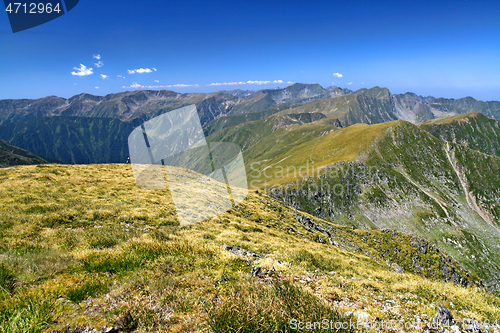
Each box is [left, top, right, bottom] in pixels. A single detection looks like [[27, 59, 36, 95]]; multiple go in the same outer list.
[[0, 164, 499, 332]]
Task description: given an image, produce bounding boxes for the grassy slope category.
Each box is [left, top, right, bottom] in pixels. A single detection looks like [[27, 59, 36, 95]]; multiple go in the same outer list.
[[266, 119, 500, 291], [420, 112, 500, 157], [0, 164, 498, 332], [0, 140, 56, 168], [235, 120, 399, 188]]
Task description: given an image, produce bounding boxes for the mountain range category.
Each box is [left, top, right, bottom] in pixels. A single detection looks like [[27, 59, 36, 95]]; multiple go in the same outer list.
[[1, 84, 499, 165]]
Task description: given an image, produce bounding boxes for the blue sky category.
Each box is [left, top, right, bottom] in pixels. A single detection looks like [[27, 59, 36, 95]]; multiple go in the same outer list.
[[1, 0, 499, 100]]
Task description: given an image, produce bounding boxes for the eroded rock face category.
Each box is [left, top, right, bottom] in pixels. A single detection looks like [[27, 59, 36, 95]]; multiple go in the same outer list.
[[293, 212, 338, 246]]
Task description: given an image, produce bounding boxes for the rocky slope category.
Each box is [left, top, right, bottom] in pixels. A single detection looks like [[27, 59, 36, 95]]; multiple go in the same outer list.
[[264, 119, 500, 292], [420, 112, 500, 157]]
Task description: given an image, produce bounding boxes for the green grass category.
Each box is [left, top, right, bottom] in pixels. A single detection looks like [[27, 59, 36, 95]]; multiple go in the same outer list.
[[245, 120, 401, 188], [206, 279, 353, 333], [0, 293, 56, 333], [0, 264, 15, 294], [0, 164, 498, 331], [66, 278, 109, 303]]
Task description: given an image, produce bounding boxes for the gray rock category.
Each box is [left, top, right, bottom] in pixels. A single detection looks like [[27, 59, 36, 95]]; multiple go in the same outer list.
[[432, 305, 454, 326], [222, 245, 261, 258], [393, 264, 404, 273]]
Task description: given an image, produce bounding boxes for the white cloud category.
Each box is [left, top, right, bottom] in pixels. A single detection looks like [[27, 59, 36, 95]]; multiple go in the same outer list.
[[117, 75, 125, 79], [101, 74, 109, 79], [71, 64, 93, 76], [346, 82, 353, 85], [123, 83, 199, 89], [94, 61, 104, 68], [207, 79, 285, 86], [361, 82, 365, 85], [207, 81, 246, 86], [172, 84, 198, 87], [128, 68, 155, 74], [248, 80, 269, 84], [287, 81, 294, 84], [333, 72, 343, 77], [154, 80, 159, 83], [95, 87, 99, 89], [93, 54, 101, 60]]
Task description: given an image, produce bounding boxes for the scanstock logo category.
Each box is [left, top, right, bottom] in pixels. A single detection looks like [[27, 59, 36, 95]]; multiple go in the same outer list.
[[3, 0, 79, 33], [128, 105, 248, 226]]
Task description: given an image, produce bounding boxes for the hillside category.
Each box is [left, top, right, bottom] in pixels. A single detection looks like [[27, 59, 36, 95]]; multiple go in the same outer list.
[[273, 87, 399, 127], [420, 112, 500, 157], [270, 86, 500, 128], [263, 119, 500, 292], [0, 116, 133, 164], [0, 164, 498, 332], [0, 139, 57, 167]]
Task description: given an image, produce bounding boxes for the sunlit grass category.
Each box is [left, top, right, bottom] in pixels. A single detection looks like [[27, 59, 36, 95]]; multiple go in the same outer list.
[[0, 164, 498, 332]]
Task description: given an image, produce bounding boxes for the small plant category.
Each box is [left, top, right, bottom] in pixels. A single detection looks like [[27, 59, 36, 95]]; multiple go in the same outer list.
[[0, 264, 15, 293], [0, 294, 56, 333], [66, 279, 108, 303]]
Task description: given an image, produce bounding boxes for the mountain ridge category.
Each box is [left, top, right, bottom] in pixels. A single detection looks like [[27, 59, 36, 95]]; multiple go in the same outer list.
[[0, 83, 348, 127]]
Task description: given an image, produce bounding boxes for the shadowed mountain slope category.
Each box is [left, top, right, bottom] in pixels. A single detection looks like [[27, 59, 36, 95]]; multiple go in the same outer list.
[[0, 139, 58, 167]]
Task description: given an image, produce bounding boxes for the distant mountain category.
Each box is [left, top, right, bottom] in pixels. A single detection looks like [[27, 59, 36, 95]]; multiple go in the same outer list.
[[391, 90, 500, 124], [0, 139, 57, 167], [0, 117, 133, 164], [1, 84, 498, 165], [0, 83, 347, 128], [220, 89, 254, 97], [203, 85, 350, 135], [269, 86, 500, 128]]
